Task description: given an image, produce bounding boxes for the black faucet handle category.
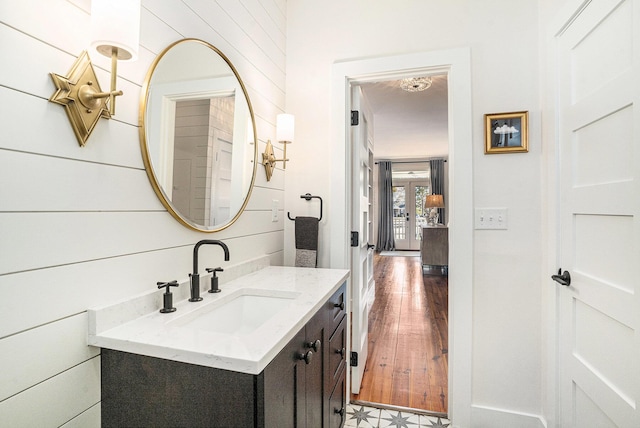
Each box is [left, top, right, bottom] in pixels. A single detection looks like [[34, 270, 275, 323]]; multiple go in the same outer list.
[[157, 280, 179, 313], [206, 267, 223, 293], [157, 280, 179, 290], [205, 267, 224, 276]]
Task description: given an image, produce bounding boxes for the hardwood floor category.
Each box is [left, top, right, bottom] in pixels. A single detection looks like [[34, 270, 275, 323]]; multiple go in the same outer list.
[[351, 253, 448, 414]]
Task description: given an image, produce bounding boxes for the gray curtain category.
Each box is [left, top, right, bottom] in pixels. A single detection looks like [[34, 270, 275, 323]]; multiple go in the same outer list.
[[430, 159, 445, 223], [376, 161, 395, 251]]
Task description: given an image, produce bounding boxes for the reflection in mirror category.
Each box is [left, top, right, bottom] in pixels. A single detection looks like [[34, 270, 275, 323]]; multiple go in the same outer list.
[[140, 39, 257, 232]]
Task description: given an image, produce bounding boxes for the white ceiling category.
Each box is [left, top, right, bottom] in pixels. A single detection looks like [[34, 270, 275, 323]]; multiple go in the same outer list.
[[359, 74, 449, 161]]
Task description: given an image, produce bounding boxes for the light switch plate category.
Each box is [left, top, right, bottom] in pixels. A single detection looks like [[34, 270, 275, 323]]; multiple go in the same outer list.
[[271, 200, 279, 222], [474, 208, 508, 230]]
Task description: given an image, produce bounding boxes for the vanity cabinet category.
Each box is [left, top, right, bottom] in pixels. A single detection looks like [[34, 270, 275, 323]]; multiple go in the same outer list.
[[266, 281, 346, 427], [101, 282, 347, 428]]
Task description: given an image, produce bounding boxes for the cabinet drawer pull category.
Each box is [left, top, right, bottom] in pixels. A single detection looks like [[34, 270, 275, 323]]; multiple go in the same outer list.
[[298, 350, 313, 364], [336, 347, 345, 357], [307, 339, 321, 352], [334, 301, 345, 310], [334, 407, 345, 423]]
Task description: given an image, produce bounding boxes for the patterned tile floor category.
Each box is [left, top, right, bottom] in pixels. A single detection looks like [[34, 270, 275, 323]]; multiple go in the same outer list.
[[345, 404, 451, 428]]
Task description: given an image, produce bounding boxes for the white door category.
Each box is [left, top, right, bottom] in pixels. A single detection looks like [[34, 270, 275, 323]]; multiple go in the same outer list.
[[555, 1, 640, 426], [393, 181, 429, 250], [171, 158, 192, 217], [350, 85, 375, 393], [209, 129, 233, 225]]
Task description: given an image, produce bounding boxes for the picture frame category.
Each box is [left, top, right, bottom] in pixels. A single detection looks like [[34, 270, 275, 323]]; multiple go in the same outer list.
[[484, 111, 528, 154]]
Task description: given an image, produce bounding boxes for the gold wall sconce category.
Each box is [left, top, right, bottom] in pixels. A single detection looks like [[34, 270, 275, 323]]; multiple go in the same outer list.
[[49, 0, 140, 146], [262, 113, 295, 181]]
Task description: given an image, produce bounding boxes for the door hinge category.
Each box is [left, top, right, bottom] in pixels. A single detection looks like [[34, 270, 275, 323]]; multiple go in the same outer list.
[[350, 231, 359, 247], [350, 351, 358, 367], [351, 110, 359, 126]]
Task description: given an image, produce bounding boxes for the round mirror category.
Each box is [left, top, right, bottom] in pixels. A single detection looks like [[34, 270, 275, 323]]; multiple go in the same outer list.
[[139, 39, 257, 232]]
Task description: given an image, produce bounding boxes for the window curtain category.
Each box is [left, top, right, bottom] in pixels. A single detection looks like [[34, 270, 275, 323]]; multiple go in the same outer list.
[[430, 159, 445, 223], [376, 161, 395, 251]]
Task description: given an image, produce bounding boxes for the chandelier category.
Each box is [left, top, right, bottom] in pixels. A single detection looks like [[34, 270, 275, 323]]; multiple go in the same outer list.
[[400, 76, 433, 92]]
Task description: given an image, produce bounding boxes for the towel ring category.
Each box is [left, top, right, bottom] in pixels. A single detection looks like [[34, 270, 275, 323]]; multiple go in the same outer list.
[[288, 193, 323, 221]]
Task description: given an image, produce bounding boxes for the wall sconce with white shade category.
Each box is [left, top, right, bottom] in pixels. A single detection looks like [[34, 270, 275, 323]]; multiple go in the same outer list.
[[425, 194, 445, 226], [49, 0, 140, 146], [262, 113, 294, 181]]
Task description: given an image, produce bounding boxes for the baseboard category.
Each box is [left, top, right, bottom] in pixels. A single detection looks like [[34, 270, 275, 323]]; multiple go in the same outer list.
[[470, 405, 546, 428]]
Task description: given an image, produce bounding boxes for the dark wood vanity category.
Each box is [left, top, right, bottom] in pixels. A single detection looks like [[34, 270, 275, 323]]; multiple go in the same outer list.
[[101, 282, 347, 427]]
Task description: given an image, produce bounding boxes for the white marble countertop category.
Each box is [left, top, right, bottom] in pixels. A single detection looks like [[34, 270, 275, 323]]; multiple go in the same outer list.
[[88, 265, 349, 375]]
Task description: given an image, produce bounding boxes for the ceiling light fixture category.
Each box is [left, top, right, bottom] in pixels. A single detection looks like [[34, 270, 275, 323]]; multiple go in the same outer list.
[[400, 76, 433, 92]]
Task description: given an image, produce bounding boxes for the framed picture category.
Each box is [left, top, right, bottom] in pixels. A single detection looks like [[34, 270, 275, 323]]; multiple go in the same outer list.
[[484, 111, 528, 154]]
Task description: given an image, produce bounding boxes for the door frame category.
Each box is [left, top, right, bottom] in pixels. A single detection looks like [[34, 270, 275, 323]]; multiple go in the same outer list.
[[330, 48, 473, 425]]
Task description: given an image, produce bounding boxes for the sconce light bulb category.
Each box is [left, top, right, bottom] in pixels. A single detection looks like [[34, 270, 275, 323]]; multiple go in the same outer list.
[[90, 0, 141, 61], [276, 113, 295, 143]]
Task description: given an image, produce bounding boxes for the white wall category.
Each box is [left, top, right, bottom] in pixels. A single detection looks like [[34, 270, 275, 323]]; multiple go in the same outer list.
[[284, 0, 545, 425], [0, 0, 286, 426]]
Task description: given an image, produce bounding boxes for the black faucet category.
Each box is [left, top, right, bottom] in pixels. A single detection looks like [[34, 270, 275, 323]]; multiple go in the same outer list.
[[189, 240, 230, 302], [157, 280, 179, 313]]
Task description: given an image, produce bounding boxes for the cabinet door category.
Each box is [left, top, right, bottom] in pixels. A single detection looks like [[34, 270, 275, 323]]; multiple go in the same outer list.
[[421, 227, 448, 266], [262, 327, 306, 428], [327, 316, 346, 388], [305, 302, 330, 427], [328, 367, 347, 428], [101, 349, 257, 427], [327, 283, 347, 334]]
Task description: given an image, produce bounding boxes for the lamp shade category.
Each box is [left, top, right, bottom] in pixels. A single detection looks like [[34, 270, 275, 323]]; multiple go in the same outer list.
[[90, 0, 141, 61], [276, 114, 295, 143], [425, 194, 445, 208]]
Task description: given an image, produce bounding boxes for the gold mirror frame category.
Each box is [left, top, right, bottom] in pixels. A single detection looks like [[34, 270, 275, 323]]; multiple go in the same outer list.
[[139, 39, 257, 232]]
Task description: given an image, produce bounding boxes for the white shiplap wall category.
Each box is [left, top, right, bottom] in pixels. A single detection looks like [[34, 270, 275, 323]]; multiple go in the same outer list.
[[0, 0, 287, 426]]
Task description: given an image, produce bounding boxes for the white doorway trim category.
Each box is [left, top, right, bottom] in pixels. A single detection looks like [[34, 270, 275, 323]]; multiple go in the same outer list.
[[330, 48, 473, 425]]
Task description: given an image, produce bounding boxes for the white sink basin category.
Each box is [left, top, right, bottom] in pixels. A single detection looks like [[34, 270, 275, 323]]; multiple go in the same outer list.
[[170, 289, 300, 335]]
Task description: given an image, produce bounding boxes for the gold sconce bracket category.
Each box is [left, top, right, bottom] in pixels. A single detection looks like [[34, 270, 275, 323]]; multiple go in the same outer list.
[[262, 140, 276, 181], [261, 140, 290, 181], [49, 50, 122, 147]]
